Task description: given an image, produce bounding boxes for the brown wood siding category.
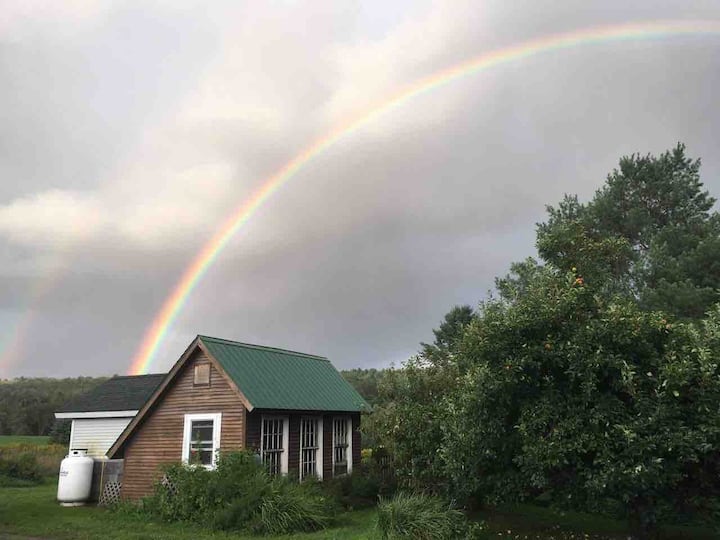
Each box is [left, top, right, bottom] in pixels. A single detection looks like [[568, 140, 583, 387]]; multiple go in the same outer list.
[[120, 349, 245, 499], [245, 410, 361, 479]]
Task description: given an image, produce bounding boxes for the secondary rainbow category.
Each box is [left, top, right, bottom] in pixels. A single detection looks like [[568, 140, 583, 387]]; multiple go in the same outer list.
[[128, 19, 720, 375]]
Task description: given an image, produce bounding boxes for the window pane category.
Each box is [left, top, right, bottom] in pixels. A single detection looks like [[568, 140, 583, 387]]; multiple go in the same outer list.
[[333, 417, 349, 476], [300, 418, 319, 480], [188, 419, 215, 466], [262, 418, 284, 475], [191, 420, 213, 443]]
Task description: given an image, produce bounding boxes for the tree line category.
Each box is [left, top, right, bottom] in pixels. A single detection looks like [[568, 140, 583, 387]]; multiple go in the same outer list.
[[0, 371, 390, 438], [0, 377, 106, 437]]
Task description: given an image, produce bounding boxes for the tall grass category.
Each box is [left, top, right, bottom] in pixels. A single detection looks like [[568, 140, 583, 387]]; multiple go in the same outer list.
[[376, 492, 480, 540], [0, 441, 65, 483]]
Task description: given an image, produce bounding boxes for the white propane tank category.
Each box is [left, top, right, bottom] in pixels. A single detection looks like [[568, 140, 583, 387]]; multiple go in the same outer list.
[[57, 449, 94, 506]]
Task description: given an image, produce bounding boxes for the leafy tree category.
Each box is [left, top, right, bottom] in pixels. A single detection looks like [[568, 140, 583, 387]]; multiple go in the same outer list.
[[495, 257, 544, 303], [371, 145, 720, 536], [536, 144, 720, 318], [0, 377, 106, 436], [366, 306, 476, 491], [422, 305, 476, 355], [340, 368, 389, 406], [441, 269, 720, 535]]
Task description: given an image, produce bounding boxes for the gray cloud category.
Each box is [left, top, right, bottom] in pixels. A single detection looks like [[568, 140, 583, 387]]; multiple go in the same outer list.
[[1, 0, 719, 377]]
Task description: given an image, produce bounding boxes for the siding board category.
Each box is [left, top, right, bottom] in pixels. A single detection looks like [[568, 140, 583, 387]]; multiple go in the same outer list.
[[70, 418, 133, 458], [121, 350, 245, 499]]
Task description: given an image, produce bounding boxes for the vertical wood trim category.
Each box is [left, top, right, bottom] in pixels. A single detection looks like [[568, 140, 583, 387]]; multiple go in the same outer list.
[[317, 416, 324, 480], [347, 416, 353, 474], [69, 420, 75, 452]]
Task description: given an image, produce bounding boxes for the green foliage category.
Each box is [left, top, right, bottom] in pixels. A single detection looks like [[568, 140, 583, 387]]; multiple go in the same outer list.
[[376, 492, 481, 540], [536, 143, 720, 319], [250, 479, 334, 535], [0, 452, 42, 485], [365, 360, 457, 493], [323, 465, 389, 509], [442, 270, 720, 530], [341, 368, 391, 407], [0, 439, 65, 484], [4, 483, 720, 539], [365, 306, 476, 493], [0, 483, 379, 539], [0, 376, 107, 436], [140, 451, 337, 535], [0, 435, 49, 446], [421, 305, 476, 360], [370, 145, 720, 537], [48, 420, 71, 445]]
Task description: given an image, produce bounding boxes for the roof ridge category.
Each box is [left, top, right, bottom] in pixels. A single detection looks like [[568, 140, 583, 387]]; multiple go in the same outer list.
[[198, 335, 329, 362], [110, 373, 165, 379]]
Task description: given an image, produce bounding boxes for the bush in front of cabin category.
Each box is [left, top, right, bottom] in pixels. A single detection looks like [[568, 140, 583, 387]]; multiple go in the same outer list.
[[146, 463, 214, 523], [376, 492, 483, 540], [323, 468, 385, 509], [249, 478, 336, 535], [140, 450, 337, 535]]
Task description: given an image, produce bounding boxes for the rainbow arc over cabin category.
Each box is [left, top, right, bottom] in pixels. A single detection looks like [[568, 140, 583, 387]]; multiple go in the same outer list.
[[128, 19, 720, 375]]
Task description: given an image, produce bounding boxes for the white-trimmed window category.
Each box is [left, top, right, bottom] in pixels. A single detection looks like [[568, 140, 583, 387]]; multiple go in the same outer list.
[[332, 416, 352, 476], [299, 417, 323, 480], [182, 413, 222, 469], [261, 415, 288, 476]]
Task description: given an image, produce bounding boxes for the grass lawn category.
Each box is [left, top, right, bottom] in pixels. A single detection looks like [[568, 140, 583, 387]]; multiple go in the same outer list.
[[0, 483, 717, 540], [0, 483, 376, 540], [478, 504, 718, 540], [0, 435, 50, 446]]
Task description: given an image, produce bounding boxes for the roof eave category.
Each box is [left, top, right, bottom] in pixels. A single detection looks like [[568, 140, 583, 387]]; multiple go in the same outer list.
[[107, 336, 255, 458], [55, 410, 139, 419]]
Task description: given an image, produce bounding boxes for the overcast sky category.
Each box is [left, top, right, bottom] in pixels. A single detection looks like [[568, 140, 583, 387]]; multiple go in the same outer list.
[[1, 0, 719, 378]]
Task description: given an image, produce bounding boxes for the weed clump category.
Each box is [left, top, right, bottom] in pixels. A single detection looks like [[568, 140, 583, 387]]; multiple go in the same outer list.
[[376, 491, 482, 539]]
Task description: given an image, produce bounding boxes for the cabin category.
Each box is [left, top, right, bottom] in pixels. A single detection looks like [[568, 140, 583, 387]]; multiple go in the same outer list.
[[107, 335, 368, 499], [54, 374, 164, 458]]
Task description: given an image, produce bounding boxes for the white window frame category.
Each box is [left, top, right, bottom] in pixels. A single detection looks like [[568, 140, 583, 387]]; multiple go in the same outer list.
[[332, 416, 353, 476], [181, 413, 222, 469], [261, 415, 289, 475], [299, 416, 323, 480]]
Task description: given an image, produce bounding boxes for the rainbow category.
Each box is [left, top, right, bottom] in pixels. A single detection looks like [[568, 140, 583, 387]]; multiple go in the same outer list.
[[128, 19, 720, 375], [0, 260, 67, 377]]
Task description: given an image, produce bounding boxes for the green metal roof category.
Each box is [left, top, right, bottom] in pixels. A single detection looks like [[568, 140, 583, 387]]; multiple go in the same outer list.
[[199, 336, 369, 412]]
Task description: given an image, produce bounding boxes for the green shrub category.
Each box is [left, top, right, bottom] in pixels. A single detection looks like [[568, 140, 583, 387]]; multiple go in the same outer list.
[[250, 479, 335, 535], [0, 452, 42, 484], [48, 420, 71, 445], [147, 463, 214, 523], [139, 450, 337, 534], [323, 470, 382, 508], [0, 443, 65, 480], [376, 492, 480, 540]]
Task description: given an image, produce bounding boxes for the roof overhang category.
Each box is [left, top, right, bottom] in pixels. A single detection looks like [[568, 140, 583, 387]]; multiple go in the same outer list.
[[107, 337, 253, 459], [54, 410, 139, 419]]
